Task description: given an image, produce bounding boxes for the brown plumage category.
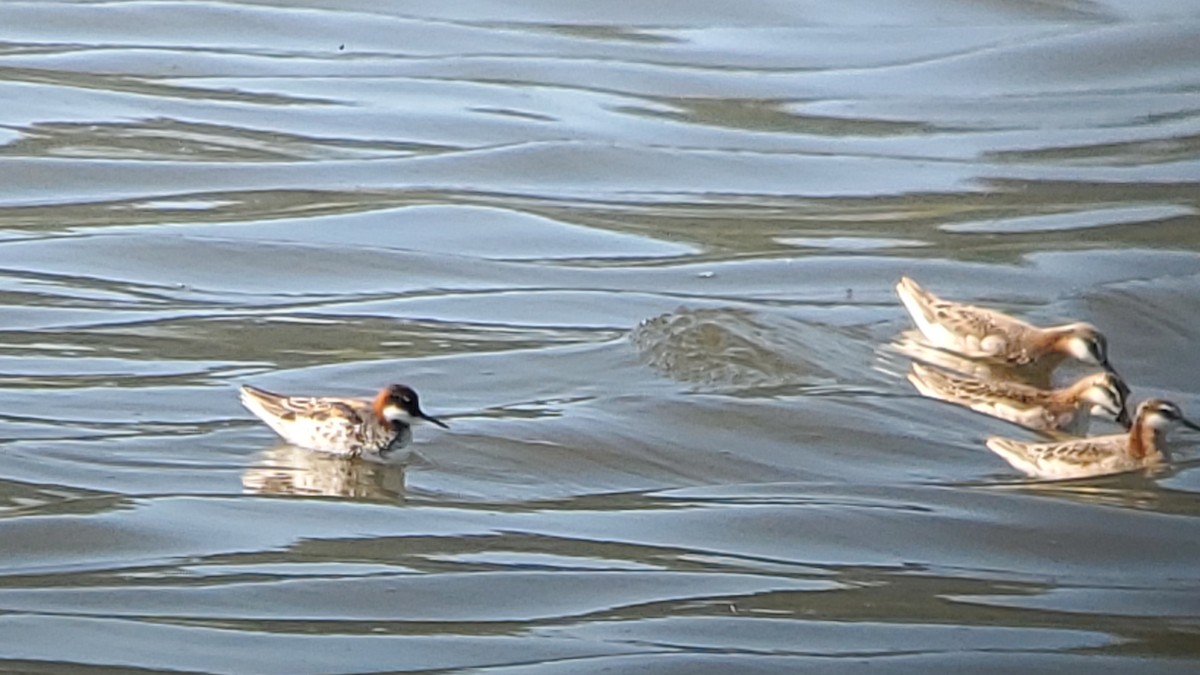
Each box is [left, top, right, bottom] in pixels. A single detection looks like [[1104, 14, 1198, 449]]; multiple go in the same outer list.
[[895, 276, 1116, 372], [985, 399, 1200, 479], [908, 363, 1130, 434], [239, 383, 447, 461]]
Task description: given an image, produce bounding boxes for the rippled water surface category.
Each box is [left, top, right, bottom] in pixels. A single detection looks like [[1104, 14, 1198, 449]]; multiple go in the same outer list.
[[1, 1, 1199, 672]]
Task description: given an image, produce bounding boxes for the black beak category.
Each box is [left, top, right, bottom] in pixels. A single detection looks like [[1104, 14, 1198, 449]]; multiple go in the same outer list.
[[1106, 370, 1131, 429], [1107, 366, 1129, 393], [1115, 406, 1132, 430], [1180, 416, 1200, 433], [421, 412, 450, 429]]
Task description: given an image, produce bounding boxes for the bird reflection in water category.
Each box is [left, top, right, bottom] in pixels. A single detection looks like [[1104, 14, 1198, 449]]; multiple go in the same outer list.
[[242, 443, 406, 501], [885, 329, 1055, 390]]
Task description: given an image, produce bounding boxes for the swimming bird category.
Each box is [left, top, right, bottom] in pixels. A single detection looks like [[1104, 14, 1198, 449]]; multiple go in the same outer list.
[[239, 383, 448, 461], [985, 399, 1199, 479], [908, 363, 1130, 434], [895, 276, 1116, 372]]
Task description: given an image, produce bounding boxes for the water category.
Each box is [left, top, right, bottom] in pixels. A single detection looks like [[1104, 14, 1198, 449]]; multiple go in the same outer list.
[[1, 1, 1199, 672]]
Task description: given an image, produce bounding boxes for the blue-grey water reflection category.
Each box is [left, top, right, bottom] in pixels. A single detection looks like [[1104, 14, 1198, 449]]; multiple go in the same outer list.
[[0, 1, 1198, 672]]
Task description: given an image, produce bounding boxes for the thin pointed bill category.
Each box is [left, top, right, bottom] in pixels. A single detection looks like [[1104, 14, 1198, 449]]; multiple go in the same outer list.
[[1105, 365, 1130, 396], [1105, 369, 1132, 429], [422, 413, 450, 429], [1180, 416, 1200, 433]]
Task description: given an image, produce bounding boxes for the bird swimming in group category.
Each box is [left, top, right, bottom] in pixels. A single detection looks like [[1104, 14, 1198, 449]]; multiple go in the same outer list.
[[239, 383, 448, 461], [984, 399, 1199, 479], [907, 363, 1130, 434], [895, 276, 1118, 374]]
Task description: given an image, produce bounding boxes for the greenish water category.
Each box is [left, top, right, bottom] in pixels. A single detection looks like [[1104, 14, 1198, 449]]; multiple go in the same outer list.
[[0, 1, 1198, 673]]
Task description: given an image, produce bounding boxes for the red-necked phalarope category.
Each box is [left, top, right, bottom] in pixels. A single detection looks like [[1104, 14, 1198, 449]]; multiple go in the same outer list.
[[908, 363, 1130, 434], [239, 383, 447, 460], [985, 399, 1199, 479], [895, 276, 1116, 372]]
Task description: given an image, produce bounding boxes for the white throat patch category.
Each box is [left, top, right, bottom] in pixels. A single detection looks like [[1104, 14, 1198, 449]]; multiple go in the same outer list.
[[381, 404, 415, 424], [1064, 336, 1098, 364]]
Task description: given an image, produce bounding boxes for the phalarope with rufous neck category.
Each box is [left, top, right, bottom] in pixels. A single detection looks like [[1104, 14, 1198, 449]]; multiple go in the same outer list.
[[239, 383, 448, 461], [985, 399, 1199, 479], [895, 276, 1117, 373], [908, 363, 1130, 434]]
